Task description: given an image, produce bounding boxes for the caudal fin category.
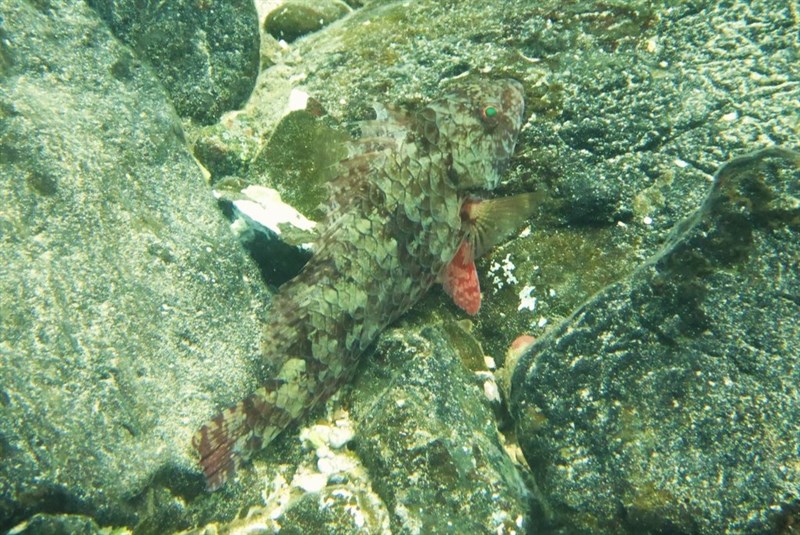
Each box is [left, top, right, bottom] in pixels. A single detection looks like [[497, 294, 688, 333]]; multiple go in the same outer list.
[[192, 383, 292, 491]]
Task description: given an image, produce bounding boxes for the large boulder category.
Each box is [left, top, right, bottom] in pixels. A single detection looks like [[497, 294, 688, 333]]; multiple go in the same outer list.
[[506, 148, 800, 534], [0, 1, 268, 531], [86, 0, 260, 124]]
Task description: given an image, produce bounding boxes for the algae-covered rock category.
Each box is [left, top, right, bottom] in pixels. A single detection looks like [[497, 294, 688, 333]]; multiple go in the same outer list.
[[4, 512, 130, 535], [264, 0, 350, 43], [276, 484, 391, 534], [0, 1, 268, 531], [192, 122, 260, 182], [86, 0, 259, 124], [349, 322, 530, 534], [466, 0, 800, 361], [507, 148, 800, 534], [250, 109, 349, 219]]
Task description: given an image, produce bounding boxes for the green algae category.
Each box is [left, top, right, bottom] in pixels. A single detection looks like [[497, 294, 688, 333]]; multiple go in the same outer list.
[[440, 318, 488, 372], [192, 122, 261, 181], [264, 0, 350, 43], [250, 110, 349, 219], [472, 224, 639, 363]]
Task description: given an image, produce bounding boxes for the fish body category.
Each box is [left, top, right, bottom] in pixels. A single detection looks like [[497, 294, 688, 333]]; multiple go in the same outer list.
[[193, 78, 531, 490]]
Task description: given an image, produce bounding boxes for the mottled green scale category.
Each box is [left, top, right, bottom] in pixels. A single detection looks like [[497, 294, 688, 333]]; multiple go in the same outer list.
[[193, 78, 526, 491]]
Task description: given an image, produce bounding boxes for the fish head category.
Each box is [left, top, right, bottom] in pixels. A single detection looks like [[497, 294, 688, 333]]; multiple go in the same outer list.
[[421, 78, 525, 191]]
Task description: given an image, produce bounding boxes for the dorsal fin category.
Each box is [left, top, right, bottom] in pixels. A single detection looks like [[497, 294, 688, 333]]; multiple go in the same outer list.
[[315, 96, 425, 225]]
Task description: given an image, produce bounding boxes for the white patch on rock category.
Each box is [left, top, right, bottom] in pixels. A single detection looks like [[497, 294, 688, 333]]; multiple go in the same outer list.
[[292, 469, 328, 493], [287, 88, 310, 112], [300, 417, 355, 451], [517, 285, 537, 312], [483, 378, 501, 403], [488, 253, 519, 293], [231, 185, 316, 236]]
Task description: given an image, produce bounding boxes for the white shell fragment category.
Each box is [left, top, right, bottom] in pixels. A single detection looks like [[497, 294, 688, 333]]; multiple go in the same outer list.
[[230, 185, 316, 236]]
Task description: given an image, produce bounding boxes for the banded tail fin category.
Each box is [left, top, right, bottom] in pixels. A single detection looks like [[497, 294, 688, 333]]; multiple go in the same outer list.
[[192, 382, 293, 491]]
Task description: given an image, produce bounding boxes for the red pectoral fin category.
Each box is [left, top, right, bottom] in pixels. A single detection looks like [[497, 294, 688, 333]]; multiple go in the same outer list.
[[441, 240, 481, 315]]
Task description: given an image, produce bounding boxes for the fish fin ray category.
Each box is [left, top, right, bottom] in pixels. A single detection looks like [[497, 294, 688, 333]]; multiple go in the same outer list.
[[464, 192, 537, 258], [193, 384, 290, 491], [441, 240, 481, 315]]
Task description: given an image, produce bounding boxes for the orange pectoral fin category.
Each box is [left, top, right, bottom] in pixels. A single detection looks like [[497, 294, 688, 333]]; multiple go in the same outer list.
[[441, 240, 481, 315]]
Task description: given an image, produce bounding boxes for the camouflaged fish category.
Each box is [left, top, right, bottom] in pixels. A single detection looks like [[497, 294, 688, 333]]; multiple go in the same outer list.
[[193, 77, 535, 490]]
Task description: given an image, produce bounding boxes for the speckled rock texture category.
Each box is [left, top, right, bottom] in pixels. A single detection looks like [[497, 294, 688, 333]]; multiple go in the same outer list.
[[349, 323, 529, 534], [2, 0, 799, 532], [0, 0, 269, 531], [507, 148, 800, 534], [86, 0, 260, 124], [264, 0, 350, 43]]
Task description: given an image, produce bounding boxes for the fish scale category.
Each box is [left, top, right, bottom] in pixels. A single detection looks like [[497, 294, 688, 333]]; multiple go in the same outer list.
[[192, 77, 529, 491]]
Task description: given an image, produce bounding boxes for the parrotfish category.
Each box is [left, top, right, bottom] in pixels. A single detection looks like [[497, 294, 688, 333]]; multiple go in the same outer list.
[[193, 77, 536, 490]]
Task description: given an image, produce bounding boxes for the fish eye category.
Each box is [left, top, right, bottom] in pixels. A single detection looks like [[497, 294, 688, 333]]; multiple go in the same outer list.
[[481, 105, 498, 121]]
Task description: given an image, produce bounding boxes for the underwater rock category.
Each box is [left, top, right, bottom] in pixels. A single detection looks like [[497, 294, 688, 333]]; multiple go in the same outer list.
[[3, 512, 111, 535], [506, 148, 800, 534], [0, 1, 268, 531], [277, 485, 390, 533], [249, 107, 349, 219], [87, 0, 259, 124], [264, 0, 350, 43], [192, 121, 258, 181], [348, 323, 529, 534]]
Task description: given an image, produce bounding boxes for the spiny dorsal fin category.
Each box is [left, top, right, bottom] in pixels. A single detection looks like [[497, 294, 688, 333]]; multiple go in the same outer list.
[[320, 99, 420, 224], [462, 192, 538, 259], [321, 149, 387, 224]]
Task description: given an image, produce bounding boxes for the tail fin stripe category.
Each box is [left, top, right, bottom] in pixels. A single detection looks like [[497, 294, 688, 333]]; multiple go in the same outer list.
[[192, 385, 294, 491]]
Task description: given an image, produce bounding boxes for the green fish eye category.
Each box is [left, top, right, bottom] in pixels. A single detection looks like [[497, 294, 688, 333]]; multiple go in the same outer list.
[[482, 106, 498, 119]]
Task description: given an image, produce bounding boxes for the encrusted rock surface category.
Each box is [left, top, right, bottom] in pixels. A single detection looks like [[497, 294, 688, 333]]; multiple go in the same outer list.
[[86, 0, 260, 124], [349, 322, 530, 534], [263, 0, 350, 43], [507, 148, 800, 534], [0, 1, 268, 531]]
